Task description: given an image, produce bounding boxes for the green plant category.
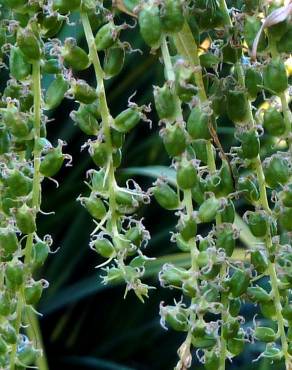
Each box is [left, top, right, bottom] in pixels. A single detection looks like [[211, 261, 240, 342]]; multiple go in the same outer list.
[[0, 0, 291, 369]]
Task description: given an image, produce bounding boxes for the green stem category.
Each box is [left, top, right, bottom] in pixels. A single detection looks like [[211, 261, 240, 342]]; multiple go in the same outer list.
[[10, 61, 48, 370], [80, 13, 118, 236]]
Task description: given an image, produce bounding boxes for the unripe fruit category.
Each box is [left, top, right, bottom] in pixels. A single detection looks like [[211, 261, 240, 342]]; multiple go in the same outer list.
[[263, 107, 285, 137], [162, 123, 187, 157], [138, 4, 162, 48], [263, 154, 290, 189], [263, 59, 288, 94], [62, 38, 90, 71], [153, 183, 179, 210]]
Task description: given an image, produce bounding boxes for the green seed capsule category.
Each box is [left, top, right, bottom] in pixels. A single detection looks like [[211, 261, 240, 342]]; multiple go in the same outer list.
[[162, 123, 187, 157], [160, 265, 189, 287], [192, 333, 217, 349], [250, 250, 268, 273], [62, 38, 90, 71], [192, 139, 215, 165], [40, 142, 65, 177], [223, 318, 240, 340], [32, 242, 50, 268], [227, 330, 245, 355], [45, 74, 69, 110], [5, 262, 24, 288], [216, 223, 236, 257], [40, 12, 64, 38], [280, 184, 292, 207], [0, 228, 19, 255], [15, 204, 36, 234], [24, 281, 43, 305], [153, 183, 179, 210], [198, 197, 220, 223], [263, 154, 290, 189], [111, 129, 125, 148], [81, 194, 107, 220], [237, 129, 260, 159], [71, 105, 99, 136], [90, 141, 108, 167], [52, 0, 81, 13], [279, 207, 292, 231], [226, 90, 249, 123], [187, 107, 211, 140], [93, 238, 115, 258], [247, 211, 268, 237], [160, 0, 184, 33], [260, 302, 277, 320], [42, 58, 62, 74], [263, 59, 288, 94], [205, 174, 222, 196], [3, 106, 30, 138], [245, 68, 262, 100], [228, 298, 241, 317], [282, 304, 292, 320], [154, 84, 178, 121], [3, 169, 32, 197], [204, 350, 219, 370], [182, 277, 197, 298], [2, 0, 27, 10], [9, 46, 31, 81], [217, 160, 234, 196], [138, 4, 162, 48], [244, 16, 267, 52], [176, 162, 198, 189], [164, 306, 188, 331], [228, 269, 250, 297], [95, 22, 119, 51], [0, 128, 10, 155], [178, 215, 197, 241], [191, 180, 205, 205], [71, 80, 98, 104], [263, 107, 285, 137], [237, 176, 260, 203], [17, 27, 41, 61], [200, 53, 220, 69], [0, 293, 12, 316], [114, 108, 140, 133], [277, 27, 292, 53], [247, 286, 271, 303], [219, 199, 235, 223], [254, 327, 276, 342], [0, 337, 7, 356], [1, 324, 17, 345], [103, 47, 125, 78]]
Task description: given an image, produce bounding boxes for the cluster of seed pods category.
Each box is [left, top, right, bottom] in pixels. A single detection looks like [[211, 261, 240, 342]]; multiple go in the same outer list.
[[130, 0, 292, 369]]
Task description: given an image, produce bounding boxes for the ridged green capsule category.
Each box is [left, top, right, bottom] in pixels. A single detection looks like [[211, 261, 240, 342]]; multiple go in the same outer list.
[[138, 4, 162, 48], [114, 108, 140, 133], [15, 204, 36, 234], [177, 215, 197, 241], [153, 183, 179, 210], [111, 128, 125, 148], [245, 68, 262, 100], [162, 123, 187, 157], [192, 139, 215, 165], [17, 27, 41, 61], [247, 286, 271, 303], [216, 223, 236, 257], [81, 194, 107, 220], [204, 350, 219, 370], [52, 0, 81, 13], [228, 298, 241, 317], [45, 74, 69, 110], [103, 47, 125, 78], [263, 154, 290, 189], [5, 262, 24, 288], [40, 142, 65, 177], [263, 107, 285, 137], [227, 330, 245, 355], [62, 38, 90, 71], [176, 162, 198, 189], [154, 84, 178, 121], [187, 106, 212, 140], [246, 211, 268, 237], [226, 90, 249, 123], [228, 269, 250, 297], [163, 306, 188, 331], [198, 197, 220, 223], [1, 324, 17, 345], [191, 332, 217, 349], [3, 106, 31, 138], [71, 104, 99, 136], [32, 242, 50, 268], [237, 176, 260, 203], [237, 129, 260, 159], [217, 160, 234, 196], [40, 12, 64, 38], [282, 304, 292, 320], [24, 281, 43, 305], [250, 250, 268, 273], [160, 0, 184, 33], [95, 22, 118, 51], [0, 228, 18, 255], [260, 301, 277, 320], [280, 184, 292, 207], [160, 265, 189, 287], [93, 238, 115, 258], [90, 141, 108, 167], [254, 327, 276, 342], [244, 16, 267, 52], [3, 169, 32, 197], [2, 0, 28, 10], [42, 58, 62, 74], [219, 199, 235, 223], [0, 128, 10, 155], [263, 59, 288, 94], [9, 46, 31, 81], [71, 80, 98, 104], [279, 207, 292, 231], [222, 318, 240, 340]]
